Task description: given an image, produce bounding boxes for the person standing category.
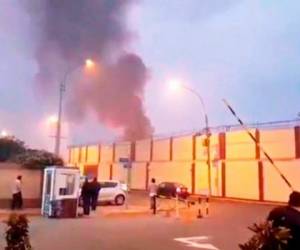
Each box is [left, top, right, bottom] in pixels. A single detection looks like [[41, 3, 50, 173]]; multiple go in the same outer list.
[[81, 178, 92, 215], [11, 175, 23, 210], [90, 177, 101, 211], [267, 191, 300, 249], [149, 178, 158, 214]]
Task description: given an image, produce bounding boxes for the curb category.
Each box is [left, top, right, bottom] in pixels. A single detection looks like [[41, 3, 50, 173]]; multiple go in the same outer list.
[[101, 209, 150, 217], [0, 212, 41, 218], [209, 197, 285, 207], [0, 209, 41, 218]]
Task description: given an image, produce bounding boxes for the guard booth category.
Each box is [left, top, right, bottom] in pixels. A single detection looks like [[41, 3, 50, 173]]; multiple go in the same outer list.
[[41, 166, 81, 218]]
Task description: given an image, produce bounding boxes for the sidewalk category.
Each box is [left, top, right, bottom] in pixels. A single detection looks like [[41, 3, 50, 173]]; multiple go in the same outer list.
[[99, 205, 151, 218], [0, 208, 41, 218]]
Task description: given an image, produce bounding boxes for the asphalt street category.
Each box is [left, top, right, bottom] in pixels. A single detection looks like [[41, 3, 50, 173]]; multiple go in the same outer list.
[[0, 195, 274, 250]]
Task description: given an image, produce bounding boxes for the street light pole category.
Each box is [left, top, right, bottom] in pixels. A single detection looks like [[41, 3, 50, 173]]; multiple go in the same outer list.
[[54, 65, 72, 156], [180, 86, 212, 197], [54, 59, 94, 156], [54, 80, 66, 156]]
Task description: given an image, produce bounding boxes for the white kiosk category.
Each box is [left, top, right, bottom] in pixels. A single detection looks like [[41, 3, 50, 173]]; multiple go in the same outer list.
[[42, 166, 80, 218]]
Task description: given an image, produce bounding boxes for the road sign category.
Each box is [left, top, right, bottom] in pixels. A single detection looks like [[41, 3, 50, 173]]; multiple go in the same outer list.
[[119, 157, 130, 163], [174, 236, 219, 250], [119, 158, 132, 169], [123, 163, 132, 169]]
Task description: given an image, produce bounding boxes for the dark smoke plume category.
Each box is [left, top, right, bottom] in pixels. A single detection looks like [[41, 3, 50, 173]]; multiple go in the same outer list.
[[23, 0, 154, 140]]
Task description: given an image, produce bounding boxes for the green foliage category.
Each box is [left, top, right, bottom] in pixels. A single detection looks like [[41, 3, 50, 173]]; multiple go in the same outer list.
[[0, 137, 25, 162], [4, 213, 32, 250], [0, 136, 63, 169], [12, 149, 64, 169], [239, 221, 291, 250]]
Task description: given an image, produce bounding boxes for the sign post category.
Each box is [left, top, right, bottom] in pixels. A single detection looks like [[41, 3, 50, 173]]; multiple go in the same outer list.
[[119, 158, 131, 209]]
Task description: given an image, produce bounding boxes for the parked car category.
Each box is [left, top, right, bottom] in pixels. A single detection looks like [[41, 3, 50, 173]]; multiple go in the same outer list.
[[79, 178, 127, 206], [157, 182, 190, 200], [98, 180, 127, 206]]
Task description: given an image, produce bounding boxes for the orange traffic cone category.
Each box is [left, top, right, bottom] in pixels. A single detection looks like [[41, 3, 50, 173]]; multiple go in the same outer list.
[[197, 207, 203, 219]]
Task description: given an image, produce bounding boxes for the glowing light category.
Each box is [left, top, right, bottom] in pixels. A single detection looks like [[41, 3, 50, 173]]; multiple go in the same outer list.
[[47, 115, 58, 124], [168, 79, 183, 92], [85, 59, 95, 68], [0, 130, 8, 137]]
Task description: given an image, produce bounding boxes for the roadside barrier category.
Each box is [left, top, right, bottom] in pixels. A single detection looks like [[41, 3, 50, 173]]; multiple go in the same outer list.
[[157, 195, 210, 219], [186, 195, 209, 219]]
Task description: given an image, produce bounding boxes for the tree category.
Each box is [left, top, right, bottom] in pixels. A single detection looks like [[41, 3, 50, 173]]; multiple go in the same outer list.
[[239, 221, 291, 250], [0, 137, 25, 162], [12, 149, 64, 169], [0, 136, 64, 169], [4, 213, 32, 250]]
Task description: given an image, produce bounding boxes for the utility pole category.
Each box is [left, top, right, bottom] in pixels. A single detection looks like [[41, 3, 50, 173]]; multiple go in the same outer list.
[[54, 81, 65, 156]]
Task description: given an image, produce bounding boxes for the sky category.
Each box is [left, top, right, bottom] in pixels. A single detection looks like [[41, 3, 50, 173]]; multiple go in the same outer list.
[[0, 0, 300, 157]]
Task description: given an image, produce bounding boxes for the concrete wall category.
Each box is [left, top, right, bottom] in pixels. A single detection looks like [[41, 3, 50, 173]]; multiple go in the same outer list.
[[0, 163, 43, 208], [112, 163, 127, 183], [210, 161, 223, 196], [225, 160, 259, 200], [195, 134, 219, 160], [80, 146, 87, 164], [98, 163, 111, 180], [69, 126, 300, 203], [115, 142, 131, 161], [135, 139, 151, 162], [173, 136, 193, 161], [260, 129, 296, 159], [149, 162, 192, 191], [69, 148, 75, 164], [72, 147, 80, 164], [131, 163, 147, 190], [152, 138, 170, 161], [225, 130, 256, 160], [263, 160, 300, 202], [86, 145, 99, 164], [101, 145, 114, 163]]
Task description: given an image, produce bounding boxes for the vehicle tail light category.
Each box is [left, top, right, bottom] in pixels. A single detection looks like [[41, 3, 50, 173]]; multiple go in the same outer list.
[[181, 187, 188, 193]]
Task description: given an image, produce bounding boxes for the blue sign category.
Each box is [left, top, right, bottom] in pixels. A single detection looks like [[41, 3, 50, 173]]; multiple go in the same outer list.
[[123, 163, 132, 169], [119, 157, 130, 163]]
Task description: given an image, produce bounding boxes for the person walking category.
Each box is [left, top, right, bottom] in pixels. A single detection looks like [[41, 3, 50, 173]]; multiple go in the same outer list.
[[81, 178, 92, 215], [11, 175, 23, 210], [267, 191, 300, 249], [149, 178, 158, 214], [90, 177, 101, 211]]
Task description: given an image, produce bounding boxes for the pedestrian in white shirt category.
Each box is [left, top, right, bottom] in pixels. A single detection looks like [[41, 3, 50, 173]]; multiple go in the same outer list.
[[149, 178, 158, 214], [11, 175, 23, 210]]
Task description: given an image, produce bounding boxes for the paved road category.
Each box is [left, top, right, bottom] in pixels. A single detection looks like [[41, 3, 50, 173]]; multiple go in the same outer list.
[[0, 197, 274, 250]]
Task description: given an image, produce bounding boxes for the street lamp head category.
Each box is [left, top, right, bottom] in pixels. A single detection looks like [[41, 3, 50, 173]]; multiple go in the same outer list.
[[168, 79, 183, 92], [0, 130, 8, 137], [85, 59, 95, 68], [47, 115, 58, 125]]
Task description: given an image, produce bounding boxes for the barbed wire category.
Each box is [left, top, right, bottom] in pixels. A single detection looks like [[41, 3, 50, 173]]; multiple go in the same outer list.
[[69, 118, 300, 147]]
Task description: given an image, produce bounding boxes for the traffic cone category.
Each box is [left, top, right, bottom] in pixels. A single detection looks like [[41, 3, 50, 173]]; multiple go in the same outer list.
[[197, 207, 203, 219], [196, 197, 203, 219], [205, 197, 209, 216]]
